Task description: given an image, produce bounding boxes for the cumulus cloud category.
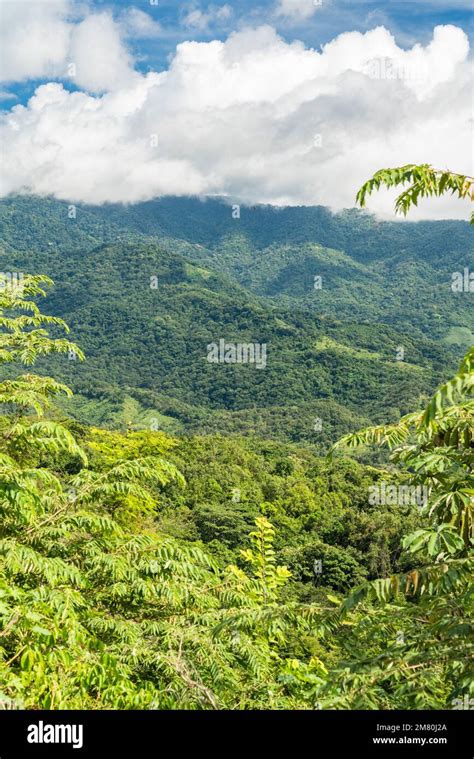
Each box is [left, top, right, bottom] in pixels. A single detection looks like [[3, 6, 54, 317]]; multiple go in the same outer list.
[[183, 4, 233, 32], [275, 0, 322, 21], [68, 13, 138, 93], [0, 1, 136, 93], [0, 0, 72, 83], [0, 20, 472, 219], [119, 7, 163, 39]]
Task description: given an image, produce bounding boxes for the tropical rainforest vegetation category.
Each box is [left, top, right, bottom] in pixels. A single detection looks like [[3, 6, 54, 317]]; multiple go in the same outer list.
[[0, 167, 472, 710], [0, 193, 471, 438]]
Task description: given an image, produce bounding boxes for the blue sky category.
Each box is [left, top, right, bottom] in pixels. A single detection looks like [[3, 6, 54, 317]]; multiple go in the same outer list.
[[93, 0, 474, 69]]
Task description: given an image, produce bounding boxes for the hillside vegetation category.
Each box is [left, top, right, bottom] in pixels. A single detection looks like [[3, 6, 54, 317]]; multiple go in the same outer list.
[[1, 196, 471, 441], [0, 274, 471, 710], [0, 164, 473, 710]]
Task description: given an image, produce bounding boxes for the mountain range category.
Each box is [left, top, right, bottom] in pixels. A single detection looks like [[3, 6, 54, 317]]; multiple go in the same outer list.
[[1, 194, 472, 447]]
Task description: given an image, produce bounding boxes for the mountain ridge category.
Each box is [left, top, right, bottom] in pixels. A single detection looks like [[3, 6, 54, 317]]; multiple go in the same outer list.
[[0, 194, 471, 444]]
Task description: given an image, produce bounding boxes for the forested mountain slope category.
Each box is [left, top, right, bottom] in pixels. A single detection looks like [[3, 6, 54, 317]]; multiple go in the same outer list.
[[0, 195, 471, 443], [1, 195, 471, 344]]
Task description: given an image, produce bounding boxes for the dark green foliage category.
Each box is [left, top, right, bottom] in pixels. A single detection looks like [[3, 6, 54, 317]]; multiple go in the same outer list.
[[1, 195, 470, 444]]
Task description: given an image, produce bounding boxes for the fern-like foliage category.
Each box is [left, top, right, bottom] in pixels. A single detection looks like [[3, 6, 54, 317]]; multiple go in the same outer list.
[[0, 275, 310, 710], [332, 347, 473, 543], [356, 164, 474, 223], [319, 347, 474, 708], [1, 272, 471, 711]]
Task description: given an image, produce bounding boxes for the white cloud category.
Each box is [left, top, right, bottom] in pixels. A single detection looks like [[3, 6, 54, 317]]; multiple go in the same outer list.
[[183, 4, 233, 32], [275, 0, 322, 21], [0, 0, 72, 83], [68, 13, 138, 93], [0, 21, 472, 220], [0, 2, 136, 93], [119, 8, 163, 39]]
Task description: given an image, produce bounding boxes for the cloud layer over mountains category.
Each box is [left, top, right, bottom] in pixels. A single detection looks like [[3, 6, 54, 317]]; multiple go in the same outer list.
[[0, 1, 471, 219]]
